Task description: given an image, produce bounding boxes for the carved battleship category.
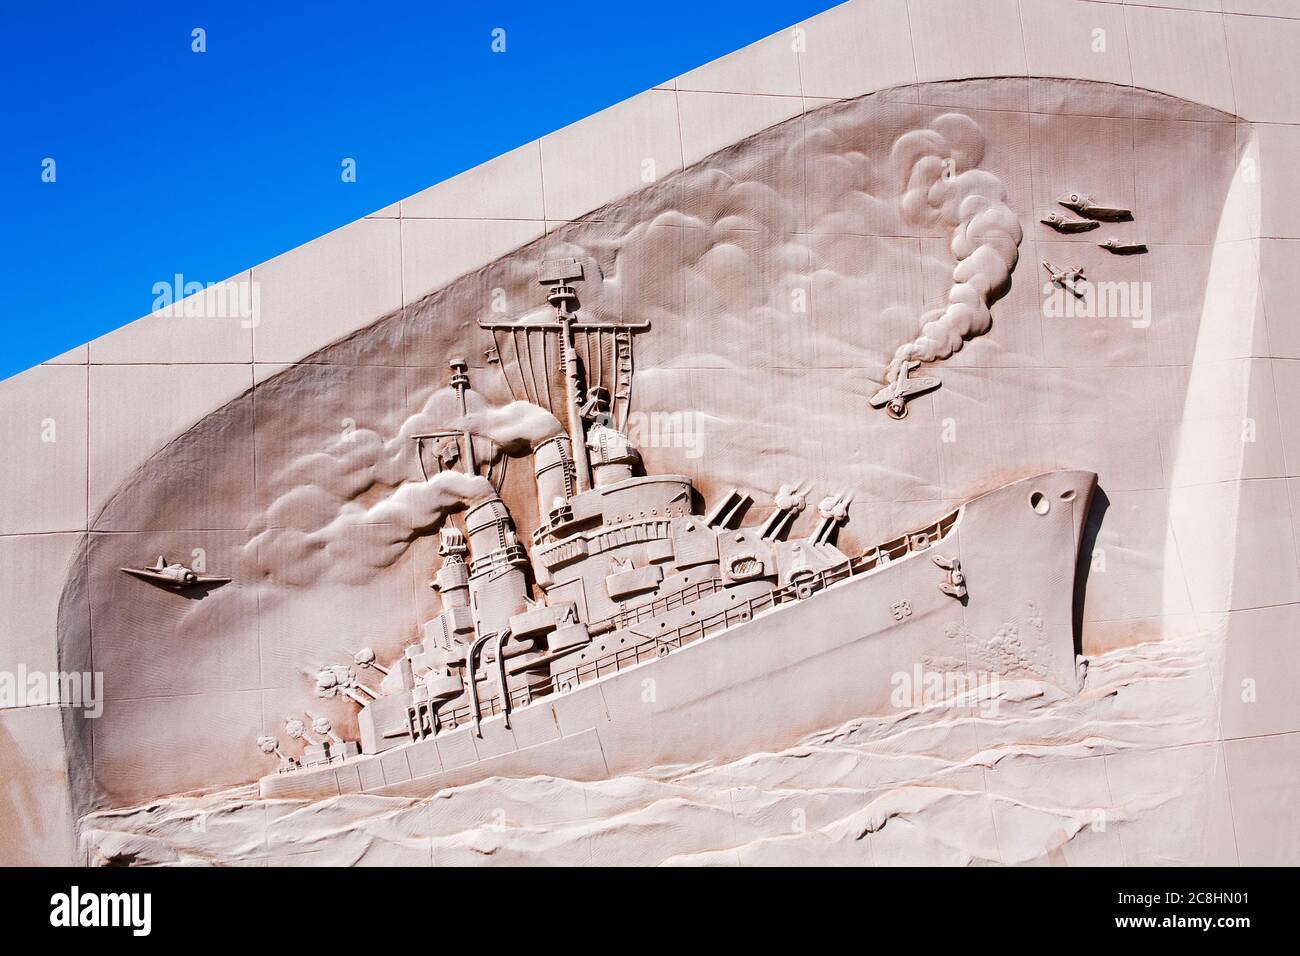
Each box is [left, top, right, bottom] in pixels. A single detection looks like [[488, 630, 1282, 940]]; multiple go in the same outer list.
[[259, 259, 1096, 800]]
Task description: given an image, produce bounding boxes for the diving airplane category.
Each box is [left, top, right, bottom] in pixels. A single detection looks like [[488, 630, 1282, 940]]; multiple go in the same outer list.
[[869, 360, 942, 420], [120, 556, 231, 590]]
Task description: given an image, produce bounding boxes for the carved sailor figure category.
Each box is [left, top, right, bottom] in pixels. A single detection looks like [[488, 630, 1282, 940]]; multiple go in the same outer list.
[[933, 554, 967, 599]]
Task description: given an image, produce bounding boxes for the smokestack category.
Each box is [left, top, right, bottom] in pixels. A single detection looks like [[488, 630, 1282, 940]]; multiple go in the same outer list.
[[533, 435, 577, 527], [463, 495, 530, 635]]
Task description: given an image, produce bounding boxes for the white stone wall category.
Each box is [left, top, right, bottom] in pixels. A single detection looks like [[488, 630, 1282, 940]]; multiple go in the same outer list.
[[4, 0, 1300, 864]]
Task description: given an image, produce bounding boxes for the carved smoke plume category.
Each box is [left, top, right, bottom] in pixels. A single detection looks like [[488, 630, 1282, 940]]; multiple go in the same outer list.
[[246, 391, 560, 587], [886, 113, 1022, 380], [446, 400, 564, 456], [248, 469, 495, 588]]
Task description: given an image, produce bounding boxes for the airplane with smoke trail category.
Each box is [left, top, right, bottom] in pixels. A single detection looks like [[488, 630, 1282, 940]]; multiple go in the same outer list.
[[868, 360, 942, 420]]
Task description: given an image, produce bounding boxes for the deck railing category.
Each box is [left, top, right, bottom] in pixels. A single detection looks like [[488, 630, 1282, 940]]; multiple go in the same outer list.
[[591, 577, 725, 632], [414, 505, 960, 738]]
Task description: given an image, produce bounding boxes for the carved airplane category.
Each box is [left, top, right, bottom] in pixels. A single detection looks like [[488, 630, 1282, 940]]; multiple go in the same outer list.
[[1040, 211, 1099, 233], [869, 360, 941, 420], [1042, 259, 1087, 297], [120, 556, 231, 590], [1057, 192, 1131, 221], [1097, 238, 1148, 255]]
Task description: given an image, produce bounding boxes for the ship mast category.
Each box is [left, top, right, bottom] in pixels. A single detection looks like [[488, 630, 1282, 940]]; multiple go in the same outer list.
[[449, 357, 476, 475], [410, 359, 483, 483], [548, 265, 593, 493], [478, 258, 649, 496]]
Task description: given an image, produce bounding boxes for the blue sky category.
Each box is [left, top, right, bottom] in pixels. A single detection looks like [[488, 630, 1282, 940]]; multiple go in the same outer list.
[[0, 0, 835, 380]]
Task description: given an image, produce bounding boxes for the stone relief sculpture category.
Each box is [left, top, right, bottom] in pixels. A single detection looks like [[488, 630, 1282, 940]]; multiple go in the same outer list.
[[874, 114, 1022, 416], [867, 360, 942, 419], [1041, 260, 1087, 298], [1039, 211, 1099, 234], [248, 257, 1092, 802], [1057, 192, 1132, 221], [54, 75, 1261, 866], [1041, 187, 1149, 292], [119, 556, 231, 592], [1097, 239, 1148, 256]]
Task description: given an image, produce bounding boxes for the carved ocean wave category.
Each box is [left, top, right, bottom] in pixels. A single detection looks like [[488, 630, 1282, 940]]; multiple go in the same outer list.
[[79, 632, 1229, 866]]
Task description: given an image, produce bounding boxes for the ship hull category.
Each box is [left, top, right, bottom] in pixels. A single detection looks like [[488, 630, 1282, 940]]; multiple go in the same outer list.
[[262, 470, 1095, 800]]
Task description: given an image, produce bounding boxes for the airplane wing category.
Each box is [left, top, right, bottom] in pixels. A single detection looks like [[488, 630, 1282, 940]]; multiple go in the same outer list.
[[120, 566, 230, 589], [120, 567, 177, 586], [868, 383, 895, 407], [898, 376, 941, 398]]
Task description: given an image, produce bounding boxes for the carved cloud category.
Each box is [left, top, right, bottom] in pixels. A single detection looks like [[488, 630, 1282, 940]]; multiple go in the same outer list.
[[246, 395, 561, 587]]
